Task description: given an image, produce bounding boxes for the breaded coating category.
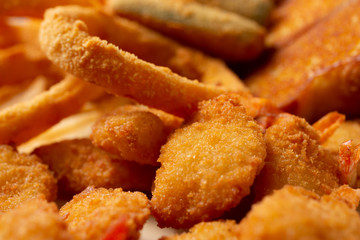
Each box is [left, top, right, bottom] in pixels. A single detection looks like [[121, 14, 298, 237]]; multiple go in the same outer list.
[[162, 220, 239, 240], [253, 114, 340, 200], [91, 109, 169, 166], [247, 0, 360, 122], [151, 94, 266, 229], [40, 6, 229, 118], [0, 145, 57, 212], [237, 185, 360, 240], [267, 0, 342, 48], [33, 139, 157, 195], [0, 197, 73, 240], [60, 187, 150, 240], [107, 0, 265, 61]]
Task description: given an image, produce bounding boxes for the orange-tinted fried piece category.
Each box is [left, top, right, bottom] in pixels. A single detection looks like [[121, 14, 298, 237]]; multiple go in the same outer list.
[[0, 145, 57, 212], [312, 111, 345, 144], [33, 139, 157, 195], [0, 197, 73, 240], [162, 220, 239, 240], [237, 185, 360, 240], [151, 94, 266, 229], [267, 0, 342, 48], [91, 109, 169, 166], [247, 0, 360, 122], [60, 187, 150, 240], [253, 114, 340, 201]]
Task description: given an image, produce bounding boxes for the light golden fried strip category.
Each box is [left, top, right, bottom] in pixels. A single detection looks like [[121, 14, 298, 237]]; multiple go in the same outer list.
[[106, 0, 265, 61], [0, 75, 103, 145], [0, 197, 73, 240], [33, 139, 157, 195], [0, 145, 57, 213], [40, 6, 229, 118], [247, 0, 360, 122], [60, 187, 150, 240], [194, 0, 273, 25]]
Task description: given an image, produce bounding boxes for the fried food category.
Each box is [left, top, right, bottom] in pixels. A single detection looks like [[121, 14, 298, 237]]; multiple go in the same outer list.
[[106, 0, 265, 61], [151, 94, 266, 228], [91, 105, 181, 165], [237, 185, 360, 240], [0, 75, 103, 145], [194, 0, 273, 25], [253, 113, 340, 201], [267, 0, 342, 48], [162, 220, 239, 240], [312, 111, 345, 144], [40, 6, 229, 118], [0, 145, 57, 212], [338, 140, 360, 187], [0, 197, 73, 240], [247, 0, 360, 122], [60, 187, 150, 240], [33, 139, 156, 195]]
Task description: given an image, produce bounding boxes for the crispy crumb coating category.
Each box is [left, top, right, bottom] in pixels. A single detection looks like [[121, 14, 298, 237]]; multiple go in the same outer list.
[[91, 109, 169, 166], [162, 220, 239, 240], [253, 114, 340, 200], [238, 185, 360, 240], [33, 139, 156, 195], [0, 145, 57, 212], [60, 187, 150, 240], [151, 94, 266, 229], [0, 197, 73, 240]]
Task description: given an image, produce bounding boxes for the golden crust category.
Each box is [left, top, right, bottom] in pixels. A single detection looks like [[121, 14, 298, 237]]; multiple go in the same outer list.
[[151, 94, 266, 228], [60, 187, 150, 240], [33, 139, 156, 195], [0, 145, 57, 212]]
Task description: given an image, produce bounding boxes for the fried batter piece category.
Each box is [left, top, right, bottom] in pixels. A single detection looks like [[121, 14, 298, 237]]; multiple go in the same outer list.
[[247, 0, 360, 122], [0, 145, 57, 212], [91, 105, 183, 165], [267, 0, 342, 48], [253, 114, 340, 201], [60, 187, 150, 240], [162, 220, 239, 240], [33, 139, 157, 195], [151, 94, 266, 229], [107, 0, 265, 61], [237, 185, 360, 240], [0, 197, 73, 240]]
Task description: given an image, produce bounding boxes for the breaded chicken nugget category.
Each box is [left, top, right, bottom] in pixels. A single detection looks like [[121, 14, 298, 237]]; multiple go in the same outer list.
[[237, 185, 360, 240], [151, 94, 266, 228], [253, 114, 340, 201], [60, 187, 150, 240], [0, 197, 73, 240], [0, 145, 57, 212], [33, 139, 157, 195], [91, 110, 168, 166], [162, 220, 239, 240]]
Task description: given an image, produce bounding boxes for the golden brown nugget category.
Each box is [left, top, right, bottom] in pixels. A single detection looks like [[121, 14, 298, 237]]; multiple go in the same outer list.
[[40, 6, 229, 118], [33, 139, 157, 195], [162, 220, 239, 240], [60, 187, 150, 240], [91, 105, 182, 165], [107, 0, 265, 61], [0, 197, 73, 240], [0, 75, 103, 145], [267, 0, 342, 48], [151, 94, 266, 229], [247, 0, 360, 122], [194, 0, 273, 25], [253, 114, 340, 201], [0, 145, 57, 212], [237, 185, 360, 240]]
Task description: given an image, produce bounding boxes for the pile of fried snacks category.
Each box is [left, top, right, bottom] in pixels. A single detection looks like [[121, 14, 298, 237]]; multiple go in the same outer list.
[[1, 0, 360, 239]]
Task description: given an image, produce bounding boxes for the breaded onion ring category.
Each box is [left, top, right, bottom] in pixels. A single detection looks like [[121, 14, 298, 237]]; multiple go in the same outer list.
[[40, 6, 229, 118]]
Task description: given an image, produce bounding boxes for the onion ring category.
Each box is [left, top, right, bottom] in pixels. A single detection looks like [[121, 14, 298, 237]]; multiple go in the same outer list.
[[40, 6, 229, 117]]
